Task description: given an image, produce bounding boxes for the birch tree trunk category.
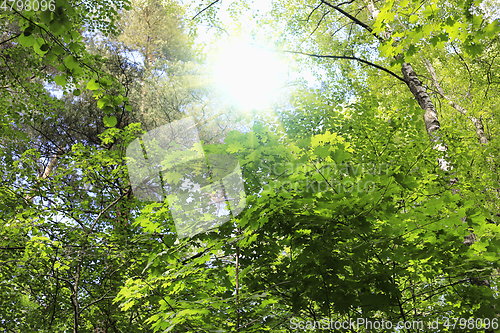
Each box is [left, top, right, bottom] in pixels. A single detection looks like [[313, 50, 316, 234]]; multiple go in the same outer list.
[[361, 0, 450, 171], [424, 58, 488, 144], [24, 147, 63, 203], [363, 0, 493, 309]]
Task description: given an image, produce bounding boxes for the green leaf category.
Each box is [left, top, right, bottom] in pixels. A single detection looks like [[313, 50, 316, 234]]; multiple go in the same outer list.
[[69, 42, 82, 53], [54, 75, 66, 86], [99, 77, 112, 86], [34, 38, 49, 55], [69, 30, 80, 41], [24, 10, 35, 19], [63, 55, 78, 70], [97, 99, 106, 109], [86, 79, 99, 90], [40, 10, 52, 25], [103, 115, 117, 127], [50, 19, 64, 35], [52, 44, 65, 55], [45, 52, 57, 63], [464, 42, 483, 57], [483, 19, 500, 38], [313, 145, 330, 158], [73, 67, 84, 76], [18, 33, 34, 47], [72, 89, 81, 96], [102, 106, 114, 113], [429, 35, 439, 46], [472, 15, 483, 28], [113, 95, 123, 106]]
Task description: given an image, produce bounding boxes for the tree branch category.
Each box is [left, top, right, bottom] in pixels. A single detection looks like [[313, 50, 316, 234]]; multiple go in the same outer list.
[[424, 58, 488, 144], [181, 245, 215, 265], [88, 188, 132, 233], [0, 33, 21, 46], [284, 50, 406, 82], [192, 0, 221, 20], [337, 0, 355, 6], [309, 10, 330, 37], [302, 3, 322, 22], [78, 290, 113, 314], [320, 0, 383, 41]]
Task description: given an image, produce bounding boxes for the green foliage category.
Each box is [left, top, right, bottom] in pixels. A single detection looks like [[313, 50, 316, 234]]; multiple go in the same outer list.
[[117, 97, 499, 330], [372, 0, 500, 61], [2, 0, 500, 331]]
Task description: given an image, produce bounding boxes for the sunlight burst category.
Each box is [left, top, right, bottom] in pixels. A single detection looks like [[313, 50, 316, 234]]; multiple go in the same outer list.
[[213, 40, 285, 110]]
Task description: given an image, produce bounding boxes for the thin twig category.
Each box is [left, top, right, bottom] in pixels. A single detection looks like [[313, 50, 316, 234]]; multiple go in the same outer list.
[[192, 0, 221, 20], [89, 188, 131, 233], [0, 33, 21, 46], [321, 0, 383, 41]]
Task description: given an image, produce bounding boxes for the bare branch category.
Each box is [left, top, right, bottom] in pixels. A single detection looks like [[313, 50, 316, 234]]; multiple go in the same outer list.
[[337, 0, 356, 6], [423, 59, 447, 98], [284, 50, 406, 82], [192, 0, 221, 20], [302, 3, 322, 22], [0, 33, 21, 46], [78, 290, 113, 314], [451, 43, 473, 103], [88, 188, 132, 233], [320, 0, 383, 41], [309, 10, 330, 37]]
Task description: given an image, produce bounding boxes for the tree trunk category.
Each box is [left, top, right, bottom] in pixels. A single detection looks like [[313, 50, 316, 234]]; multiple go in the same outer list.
[[363, 0, 492, 318], [424, 58, 488, 144], [25, 147, 63, 203], [401, 63, 441, 140]]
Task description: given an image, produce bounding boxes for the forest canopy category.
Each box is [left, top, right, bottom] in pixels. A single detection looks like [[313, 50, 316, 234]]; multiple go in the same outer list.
[[1, 0, 500, 332]]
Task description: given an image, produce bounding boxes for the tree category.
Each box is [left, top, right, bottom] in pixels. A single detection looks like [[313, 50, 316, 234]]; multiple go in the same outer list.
[[1, 0, 249, 331], [116, 0, 500, 331], [3, 0, 500, 332]]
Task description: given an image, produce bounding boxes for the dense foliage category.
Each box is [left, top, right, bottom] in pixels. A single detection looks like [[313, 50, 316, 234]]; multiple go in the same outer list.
[[1, 0, 500, 332]]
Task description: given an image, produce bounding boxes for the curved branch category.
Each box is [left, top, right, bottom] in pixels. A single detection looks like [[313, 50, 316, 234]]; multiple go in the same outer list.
[[303, 3, 322, 22], [284, 50, 406, 82]]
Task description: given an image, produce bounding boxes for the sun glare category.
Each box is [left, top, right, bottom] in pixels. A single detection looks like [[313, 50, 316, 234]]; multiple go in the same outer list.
[[213, 40, 285, 110]]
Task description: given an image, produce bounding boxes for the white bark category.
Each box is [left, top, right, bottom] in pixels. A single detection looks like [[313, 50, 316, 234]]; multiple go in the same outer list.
[[424, 58, 488, 144], [363, 0, 494, 291]]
